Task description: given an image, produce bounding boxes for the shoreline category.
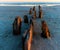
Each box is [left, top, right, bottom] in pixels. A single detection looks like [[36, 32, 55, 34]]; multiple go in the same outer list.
[[0, 4, 60, 6]]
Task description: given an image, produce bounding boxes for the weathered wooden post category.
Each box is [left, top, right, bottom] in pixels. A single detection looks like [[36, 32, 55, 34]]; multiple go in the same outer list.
[[38, 5, 43, 18], [22, 24, 33, 50], [33, 10, 37, 19], [29, 8, 32, 15], [13, 16, 22, 35], [28, 24, 33, 50], [33, 6, 35, 11], [23, 15, 28, 24], [38, 10, 43, 18], [38, 5, 41, 11], [41, 20, 50, 38], [22, 30, 29, 50]]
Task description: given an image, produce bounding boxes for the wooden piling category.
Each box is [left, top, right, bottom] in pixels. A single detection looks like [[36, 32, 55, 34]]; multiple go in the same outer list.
[[22, 30, 29, 50], [33, 6, 35, 11], [41, 20, 50, 38], [13, 16, 22, 35], [38, 5, 42, 11], [38, 10, 43, 18], [33, 10, 37, 19], [22, 24, 33, 50], [29, 8, 32, 15], [38, 5, 43, 18], [28, 24, 33, 50], [23, 15, 28, 24]]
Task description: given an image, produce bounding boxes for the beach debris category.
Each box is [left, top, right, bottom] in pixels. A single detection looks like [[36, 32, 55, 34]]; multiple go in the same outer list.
[[22, 24, 33, 50], [13, 16, 22, 35], [41, 20, 51, 38], [24, 15, 28, 24], [29, 8, 32, 15]]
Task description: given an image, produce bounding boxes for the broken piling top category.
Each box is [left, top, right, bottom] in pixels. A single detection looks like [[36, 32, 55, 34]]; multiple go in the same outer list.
[[16, 16, 22, 25], [41, 20, 49, 32], [13, 16, 22, 27], [41, 20, 47, 32], [15, 16, 22, 22], [15, 16, 21, 19], [38, 5, 42, 10], [38, 5, 42, 11], [41, 20, 49, 29]]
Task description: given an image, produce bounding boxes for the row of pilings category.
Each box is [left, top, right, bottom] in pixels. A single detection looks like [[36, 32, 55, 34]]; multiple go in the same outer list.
[[29, 5, 51, 39], [13, 5, 51, 50]]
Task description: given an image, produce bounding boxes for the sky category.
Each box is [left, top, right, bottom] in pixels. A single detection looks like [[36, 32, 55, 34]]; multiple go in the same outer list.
[[0, 0, 60, 2]]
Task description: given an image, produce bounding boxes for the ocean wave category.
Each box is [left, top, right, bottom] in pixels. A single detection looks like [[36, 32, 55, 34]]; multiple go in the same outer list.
[[0, 4, 60, 6]]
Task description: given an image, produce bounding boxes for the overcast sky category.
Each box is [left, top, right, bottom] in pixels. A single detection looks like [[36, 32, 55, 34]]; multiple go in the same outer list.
[[0, 0, 60, 2]]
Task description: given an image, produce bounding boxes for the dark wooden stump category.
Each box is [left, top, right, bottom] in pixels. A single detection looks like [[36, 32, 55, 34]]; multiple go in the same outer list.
[[24, 15, 28, 24], [13, 16, 22, 35], [38, 5, 43, 18], [38, 10, 42, 18], [22, 24, 33, 50], [38, 5, 42, 11], [22, 29, 30, 50], [33, 6, 35, 11]]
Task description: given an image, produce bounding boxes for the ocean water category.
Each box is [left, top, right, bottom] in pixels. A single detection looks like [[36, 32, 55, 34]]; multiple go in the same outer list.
[[0, 6, 31, 17], [0, 4, 60, 50], [0, 6, 31, 50]]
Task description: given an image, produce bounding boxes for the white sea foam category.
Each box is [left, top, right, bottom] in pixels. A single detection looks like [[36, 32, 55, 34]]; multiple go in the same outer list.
[[0, 4, 60, 6]]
